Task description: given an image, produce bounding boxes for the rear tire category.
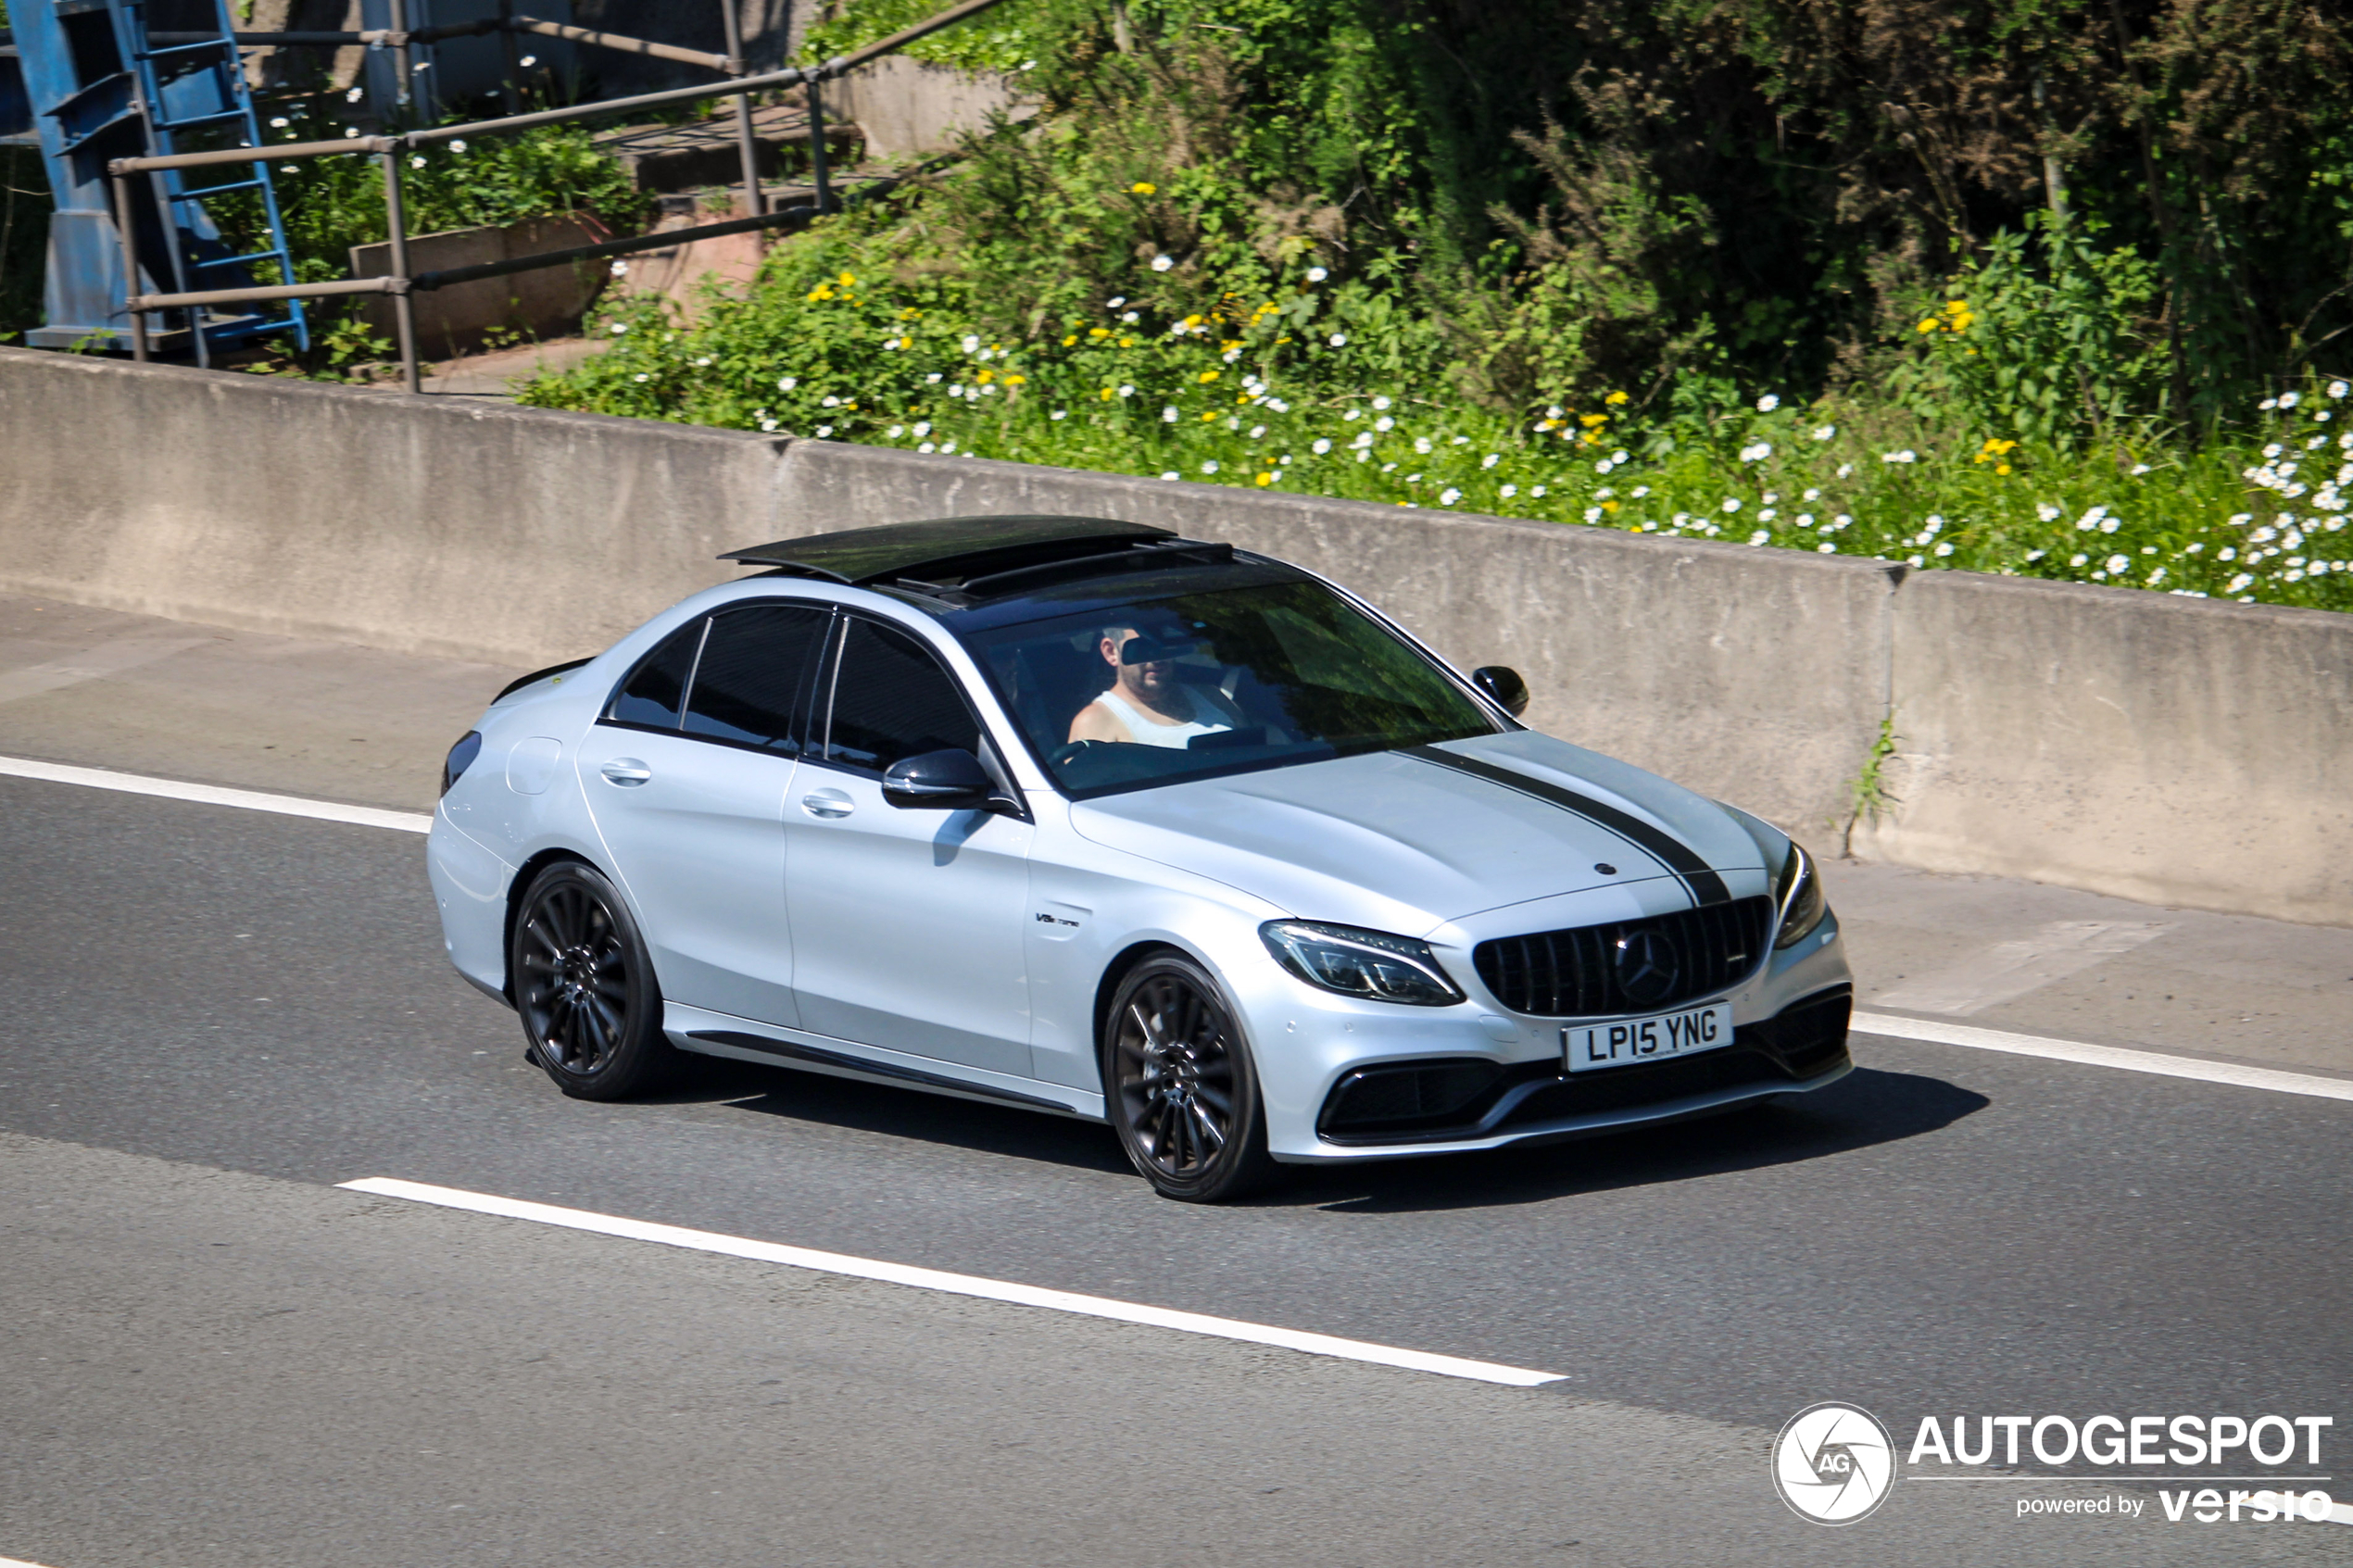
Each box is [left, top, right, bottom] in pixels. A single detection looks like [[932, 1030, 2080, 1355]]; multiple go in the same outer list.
[[510, 860, 674, 1100], [1103, 953, 1281, 1203]]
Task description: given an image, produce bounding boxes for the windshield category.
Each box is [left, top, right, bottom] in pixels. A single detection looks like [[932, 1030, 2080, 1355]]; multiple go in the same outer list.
[[960, 577, 1502, 797]]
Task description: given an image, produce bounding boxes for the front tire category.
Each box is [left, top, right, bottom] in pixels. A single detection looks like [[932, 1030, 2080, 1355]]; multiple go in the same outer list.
[[1103, 953, 1280, 1203], [510, 860, 673, 1100]]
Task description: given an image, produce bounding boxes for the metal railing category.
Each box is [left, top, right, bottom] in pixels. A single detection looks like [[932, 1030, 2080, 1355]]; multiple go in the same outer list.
[[103, 0, 1010, 391]]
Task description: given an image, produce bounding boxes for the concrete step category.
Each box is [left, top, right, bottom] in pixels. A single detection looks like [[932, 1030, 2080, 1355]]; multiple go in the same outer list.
[[593, 102, 862, 194]]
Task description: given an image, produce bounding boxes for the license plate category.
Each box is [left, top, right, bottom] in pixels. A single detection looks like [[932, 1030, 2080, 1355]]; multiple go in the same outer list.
[[1563, 1002, 1734, 1073]]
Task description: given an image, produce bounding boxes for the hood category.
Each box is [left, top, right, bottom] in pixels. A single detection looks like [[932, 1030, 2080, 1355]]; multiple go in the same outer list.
[[1070, 731, 1770, 935]]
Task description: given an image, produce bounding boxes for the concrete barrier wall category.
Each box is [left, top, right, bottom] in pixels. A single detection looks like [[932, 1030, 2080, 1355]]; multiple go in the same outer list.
[[831, 56, 1034, 161], [1856, 571, 2353, 924], [2, 346, 2346, 924], [0, 351, 782, 666]]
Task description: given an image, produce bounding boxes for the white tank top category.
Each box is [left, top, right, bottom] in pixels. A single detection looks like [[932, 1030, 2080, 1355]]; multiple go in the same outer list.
[[1092, 686, 1239, 748]]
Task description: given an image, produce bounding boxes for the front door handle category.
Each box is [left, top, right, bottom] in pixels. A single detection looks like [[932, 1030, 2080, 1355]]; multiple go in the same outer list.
[[599, 758, 652, 786], [800, 788, 854, 819]]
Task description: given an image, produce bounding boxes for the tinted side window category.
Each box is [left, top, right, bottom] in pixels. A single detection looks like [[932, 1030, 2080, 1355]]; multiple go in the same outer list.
[[824, 618, 980, 771], [608, 619, 706, 729], [683, 603, 832, 752]]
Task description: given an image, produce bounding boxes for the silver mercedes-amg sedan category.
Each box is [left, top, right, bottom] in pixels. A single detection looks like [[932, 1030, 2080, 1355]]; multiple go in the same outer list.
[[428, 515, 1852, 1201]]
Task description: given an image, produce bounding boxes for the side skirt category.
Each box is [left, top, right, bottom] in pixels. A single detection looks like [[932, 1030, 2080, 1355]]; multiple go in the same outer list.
[[665, 1004, 1107, 1123]]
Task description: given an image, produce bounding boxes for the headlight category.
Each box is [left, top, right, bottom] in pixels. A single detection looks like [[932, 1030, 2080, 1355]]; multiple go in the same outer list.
[[442, 731, 483, 797], [1260, 921, 1466, 1007], [1772, 839, 1829, 949]]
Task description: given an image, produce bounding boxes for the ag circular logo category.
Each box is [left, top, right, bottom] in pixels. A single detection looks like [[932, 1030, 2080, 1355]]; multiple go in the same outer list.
[[1772, 1402, 1895, 1524], [1613, 927, 1680, 1007]]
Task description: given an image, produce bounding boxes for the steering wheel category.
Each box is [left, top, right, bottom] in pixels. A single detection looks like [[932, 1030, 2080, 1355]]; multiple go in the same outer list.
[[1049, 739, 1114, 768]]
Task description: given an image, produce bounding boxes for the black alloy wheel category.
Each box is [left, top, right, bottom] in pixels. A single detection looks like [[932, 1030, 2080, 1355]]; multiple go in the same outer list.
[[1104, 953, 1279, 1202], [511, 861, 673, 1100]]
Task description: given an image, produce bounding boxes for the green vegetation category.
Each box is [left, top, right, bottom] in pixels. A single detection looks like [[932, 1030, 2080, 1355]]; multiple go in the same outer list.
[[525, 0, 2353, 609], [799, 0, 1051, 75], [260, 101, 645, 261], [1847, 716, 1901, 849]]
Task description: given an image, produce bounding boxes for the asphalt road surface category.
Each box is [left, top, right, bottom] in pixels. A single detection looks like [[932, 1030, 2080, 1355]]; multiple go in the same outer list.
[[5, 769, 2352, 1567]]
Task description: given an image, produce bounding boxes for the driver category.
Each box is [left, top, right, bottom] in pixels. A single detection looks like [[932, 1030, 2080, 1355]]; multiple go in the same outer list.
[[1067, 621, 1242, 747]]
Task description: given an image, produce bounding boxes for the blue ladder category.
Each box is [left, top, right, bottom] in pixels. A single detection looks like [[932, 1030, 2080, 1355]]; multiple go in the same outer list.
[[117, 0, 307, 359], [10, 0, 306, 357]]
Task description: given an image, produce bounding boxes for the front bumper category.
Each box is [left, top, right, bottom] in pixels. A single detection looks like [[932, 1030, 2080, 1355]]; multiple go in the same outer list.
[[1288, 985, 1853, 1161]]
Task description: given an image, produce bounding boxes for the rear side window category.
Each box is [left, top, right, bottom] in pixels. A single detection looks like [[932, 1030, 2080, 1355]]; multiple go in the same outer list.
[[608, 619, 706, 729], [683, 603, 832, 753], [823, 618, 980, 771]]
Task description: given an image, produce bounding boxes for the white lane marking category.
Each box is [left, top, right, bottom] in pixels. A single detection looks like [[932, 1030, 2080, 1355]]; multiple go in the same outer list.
[[0, 634, 212, 706], [0, 1557, 66, 1567], [1854, 1011, 2353, 1103], [338, 1177, 1567, 1388], [1874, 920, 2173, 1015], [0, 755, 432, 834]]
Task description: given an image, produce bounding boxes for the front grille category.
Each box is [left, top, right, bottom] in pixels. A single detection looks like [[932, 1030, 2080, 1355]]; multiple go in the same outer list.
[[1473, 895, 1771, 1017]]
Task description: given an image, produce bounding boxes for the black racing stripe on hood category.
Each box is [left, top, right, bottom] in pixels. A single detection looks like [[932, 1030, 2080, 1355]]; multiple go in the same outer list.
[[1403, 746, 1733, 908]]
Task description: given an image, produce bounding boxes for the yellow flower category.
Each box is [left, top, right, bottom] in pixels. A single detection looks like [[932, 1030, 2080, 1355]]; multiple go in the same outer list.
[[1063, 334, 1077, 346], [1255, 471, 1274, 486], [1002, 373, 1026, 386], [1199, 370, 1220, 383], [1235, 393, 1250, 404], [899, 307, 919, 320], [1602, 500, 1619, 513], [1117, 337, 1133, 348], [1918, 319, 1940, 333], [1100, 387, 1116, 400], [1605, 390, 1629, 406], [805, 284, 835, 302], [837, 271, 856, 286], [976, 369, 995, 383], [1184, 314, 1205, 328], [1581, 429, 1602, 445], [1945, 300, 1967, 315], [1579, 412, 1608, 427], [1089, 326, 1111, 338], [1995, 463, 2011, 475], [1130, 181, 1156, 194], [1201, 411, 1216, 421]]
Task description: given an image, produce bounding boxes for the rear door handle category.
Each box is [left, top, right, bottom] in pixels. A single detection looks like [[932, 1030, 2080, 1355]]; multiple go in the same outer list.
[[599, 758, 652, 786], [800, 788, 854, 819]]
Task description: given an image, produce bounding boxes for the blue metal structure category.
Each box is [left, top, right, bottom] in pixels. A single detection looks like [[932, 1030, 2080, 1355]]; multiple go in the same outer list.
[[9, 0, 305, 357]]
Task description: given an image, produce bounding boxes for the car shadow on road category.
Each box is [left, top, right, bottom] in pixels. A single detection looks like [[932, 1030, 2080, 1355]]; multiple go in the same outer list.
[[1285, 1065, 1989, 1213], [676, 1051, 1985, 1203], [678, 1054, 1138, 1176]]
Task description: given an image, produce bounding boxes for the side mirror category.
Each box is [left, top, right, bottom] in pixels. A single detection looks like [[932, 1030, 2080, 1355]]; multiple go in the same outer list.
[[1472, 665, 1529, 718], [882, 747, 1012, 811]]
